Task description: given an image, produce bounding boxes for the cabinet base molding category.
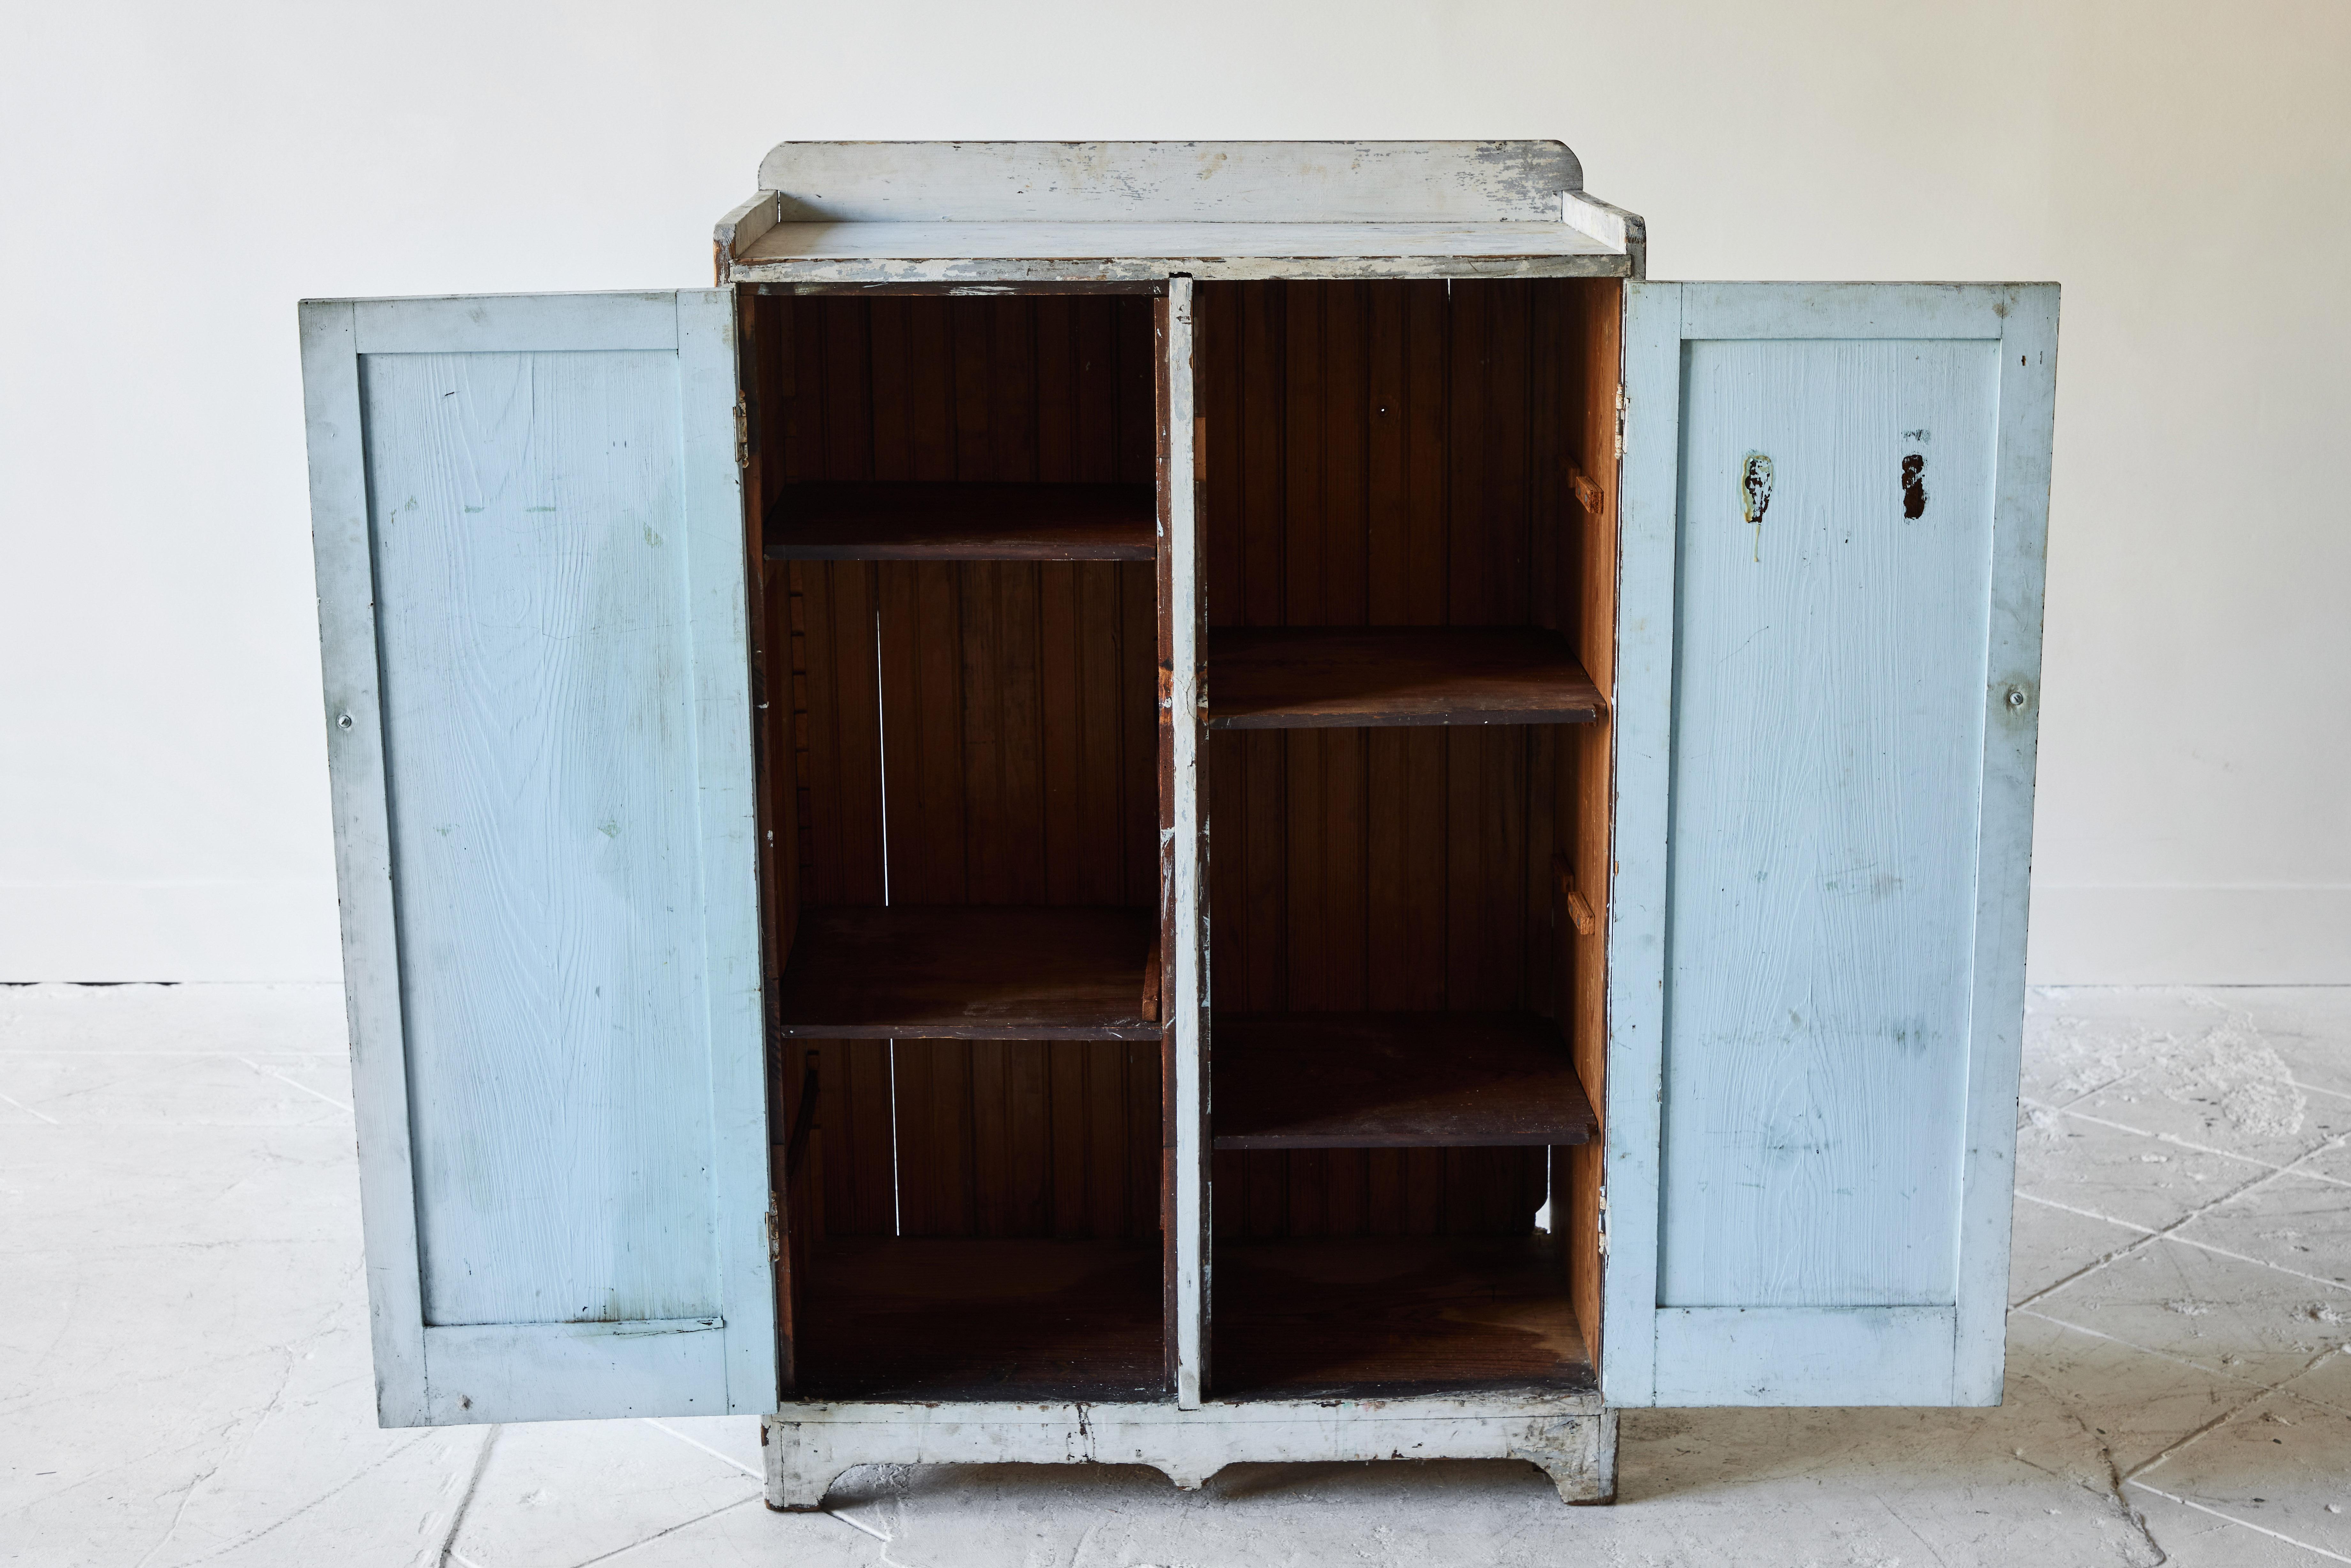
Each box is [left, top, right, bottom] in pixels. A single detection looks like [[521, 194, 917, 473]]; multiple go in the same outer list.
[[760, 1395, 1616, 1508]]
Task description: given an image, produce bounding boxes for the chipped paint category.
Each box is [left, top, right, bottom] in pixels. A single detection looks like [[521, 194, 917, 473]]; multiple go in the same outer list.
[[1740, 453, 1774, 562], [1903, 453, 1929, 519]]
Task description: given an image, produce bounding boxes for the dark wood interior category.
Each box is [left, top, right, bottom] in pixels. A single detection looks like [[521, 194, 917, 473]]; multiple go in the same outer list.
[[798, 1237, 1166, 1401], [1206, 626, 1602, 729], [767, 480, 1155, 561], [1212, 1012, 1596, 1150], [1213, 1235, 1594, 1400], [1196, 278, 1619, 1397], [744, 291, 1172, 1399], [774, 905, 1161, 1039], [743, 277, 1622, 1406]]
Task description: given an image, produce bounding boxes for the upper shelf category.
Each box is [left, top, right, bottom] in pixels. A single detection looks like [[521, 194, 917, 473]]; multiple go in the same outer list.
[[766, 482, 1156, 562], [1206, 627, 1604, 729], [774, 905, 1162, 1040], [1212, 1012, 1596, 1150]]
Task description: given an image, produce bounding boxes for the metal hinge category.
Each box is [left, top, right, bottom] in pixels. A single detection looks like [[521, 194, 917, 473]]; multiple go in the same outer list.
[[1613, 386, 1627, 463], [764, 1201, 782, 1262], [1596, 1184, 1609, 1258], [734, 394, 752, 471]]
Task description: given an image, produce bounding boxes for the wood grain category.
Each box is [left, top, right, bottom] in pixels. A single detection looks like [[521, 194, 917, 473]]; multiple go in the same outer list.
[[727, 222, 1630, 285], [766, 481, 1155, 560], [774, 906, 1160, 1039], [759, 293, 1169, 1272], [1211, 1236, 1592, 1400], [1206, 627, 1601, 729], [1658, 331, 2003, 1311], [1191, 280, 1615, 1250], [1211, 1012, 1594, 1149], [363, 347, 724, 1328], [752, 142, 1588, 225], [798, 1237, 1167, 1401], [1561, 277, 1620, 1374]]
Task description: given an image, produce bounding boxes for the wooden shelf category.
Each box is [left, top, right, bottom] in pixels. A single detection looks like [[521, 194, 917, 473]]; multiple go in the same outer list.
[[1212, 1235, 1592, 1400], [765, 481, 1156, 561], [798, 1237, 1167, 1402], [1204, 627, 1603, 729], [1211, 1012, 1595, 1150], [775, 905, 1162, 1039]]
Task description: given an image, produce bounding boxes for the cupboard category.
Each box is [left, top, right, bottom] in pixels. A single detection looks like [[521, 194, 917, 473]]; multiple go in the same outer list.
[[300, 141, 2057, 1506]]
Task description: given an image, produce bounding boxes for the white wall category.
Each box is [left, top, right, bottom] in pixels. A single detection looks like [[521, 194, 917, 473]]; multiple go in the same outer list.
[[3, 0, 2346, 983]]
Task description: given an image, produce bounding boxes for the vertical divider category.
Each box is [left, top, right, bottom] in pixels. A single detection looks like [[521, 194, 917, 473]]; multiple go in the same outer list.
[[1160, 277, 1207, 1407]]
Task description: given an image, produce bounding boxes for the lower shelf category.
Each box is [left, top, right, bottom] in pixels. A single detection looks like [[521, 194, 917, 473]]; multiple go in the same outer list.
[[1205, 627, 1604, 729], [1211, 1234, 1592, 1401], [797, 1237, 1169, 1402]]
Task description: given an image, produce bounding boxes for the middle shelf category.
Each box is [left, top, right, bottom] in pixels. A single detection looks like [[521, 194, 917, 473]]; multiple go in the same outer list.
[[1205, 626, 1603, 729], [1212, 1011, 1596, 1149], [765, 481, 1157, 561], [775, 905, 1163, 1039]]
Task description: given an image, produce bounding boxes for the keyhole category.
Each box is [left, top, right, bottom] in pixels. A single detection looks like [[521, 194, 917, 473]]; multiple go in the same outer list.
[[336, 712, 355, 731]]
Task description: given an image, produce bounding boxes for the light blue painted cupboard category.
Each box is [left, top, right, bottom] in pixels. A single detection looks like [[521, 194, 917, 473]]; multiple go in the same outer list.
[[300, 141, 2057, 1505]]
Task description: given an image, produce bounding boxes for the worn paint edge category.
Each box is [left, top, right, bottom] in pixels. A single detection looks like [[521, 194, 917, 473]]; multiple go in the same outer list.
[[1952, 284, 2061, 1404], [1599, 281, 1684, 1408], [676, 287, 782, 1416], [1164, 276, 1206, 1410]]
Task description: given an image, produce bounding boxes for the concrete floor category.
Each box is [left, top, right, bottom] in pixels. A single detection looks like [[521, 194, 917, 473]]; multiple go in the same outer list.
[[2, 986, 2347, 1566]]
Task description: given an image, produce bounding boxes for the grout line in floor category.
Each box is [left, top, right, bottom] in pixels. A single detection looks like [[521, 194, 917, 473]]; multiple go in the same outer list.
[[640, 1418, 896, 1551], [2047, 1065, 2149, 1113], [2013, 1192, 2341, 1310], [561, 1496, 762, 1568], [2030, 1098, 2293, 1174], [2162, 1231, 2351, 1295], [435, 1424, 500, 1568], [2116, 1362, 2316, 1483], [2008, 1192, 2161, 1310], [828, 1506, 894, 1543], [0, 1049, 351, 1057], [2274, 1345, 2351, 1418], [2014, 1189, 2158, 1236], [236, 1056, 353, 1114], [2011, 1307, 2274, 1387], [2126, 1479, 2351, 1564], [2008, 1150, 2289, 1311], [2286, 1076, 2351, 1111], [642, 1418, 761, 1479], [0, 1089, 60, 1123], [2279, 1129, 2351, 1189]]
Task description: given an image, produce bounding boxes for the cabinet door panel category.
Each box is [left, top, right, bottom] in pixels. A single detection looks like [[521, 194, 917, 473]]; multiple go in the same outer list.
[[1607, 283, 2057, 1407], [301, 290, 772, 1425]]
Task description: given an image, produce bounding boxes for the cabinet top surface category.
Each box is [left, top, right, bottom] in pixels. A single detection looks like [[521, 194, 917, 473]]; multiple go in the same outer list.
[[719, 141, 1640, 284]]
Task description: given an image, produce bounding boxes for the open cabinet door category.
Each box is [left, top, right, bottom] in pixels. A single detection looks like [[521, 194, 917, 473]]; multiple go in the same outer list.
[[301, 290, 774, 1425], [1607, 283, 2058, 1406]]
